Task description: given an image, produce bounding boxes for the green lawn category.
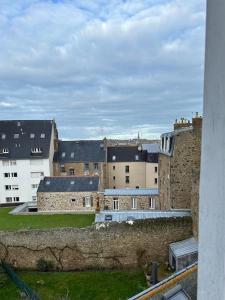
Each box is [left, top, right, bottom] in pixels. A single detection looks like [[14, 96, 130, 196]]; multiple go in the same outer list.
[[0, 208, 95, 231], [0, 270, 147, 300]]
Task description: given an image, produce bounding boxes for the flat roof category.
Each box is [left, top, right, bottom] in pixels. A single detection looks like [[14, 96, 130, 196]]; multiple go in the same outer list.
[[170, 237, 198, 258], [104, 188, 159, 196]]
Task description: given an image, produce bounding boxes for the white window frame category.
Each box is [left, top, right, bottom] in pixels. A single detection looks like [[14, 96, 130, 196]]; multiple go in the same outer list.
[[85, 197, 91, 208], [131, 197, 137, 209], [113, 198, 119, 210], [149, 197, 155, 209]]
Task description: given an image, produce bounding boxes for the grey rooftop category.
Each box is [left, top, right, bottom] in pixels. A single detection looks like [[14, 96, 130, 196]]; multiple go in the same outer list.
[[170, 237, 198, 258], [104, 188, 159, 196]]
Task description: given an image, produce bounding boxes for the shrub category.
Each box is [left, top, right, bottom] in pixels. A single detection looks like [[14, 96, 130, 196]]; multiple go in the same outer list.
[[37, 258, 54, 272]]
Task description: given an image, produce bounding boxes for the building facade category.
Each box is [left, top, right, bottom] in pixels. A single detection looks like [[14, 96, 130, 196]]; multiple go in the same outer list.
[[37, 176, 100, 212], [159, 115, 202, 217], [0, 120, 58, 204], [107, 145, 159, 189], [53, 140, 107, 189]]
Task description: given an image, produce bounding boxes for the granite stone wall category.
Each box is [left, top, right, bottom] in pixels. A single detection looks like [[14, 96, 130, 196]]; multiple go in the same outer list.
[[0, 217, 192, 271]]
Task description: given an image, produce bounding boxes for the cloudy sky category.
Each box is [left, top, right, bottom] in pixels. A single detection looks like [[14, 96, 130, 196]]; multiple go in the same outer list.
[[0, 0, 206, 140]]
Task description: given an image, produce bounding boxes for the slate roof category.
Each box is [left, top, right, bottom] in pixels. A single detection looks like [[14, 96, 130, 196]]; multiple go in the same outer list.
[[104, 188, 159, 196], [107, 146, 147, 162], [0, 120, 54, 160], [54, 140, 106, 163], [38, 176, 100, 193], [170, 237, 198, 258]]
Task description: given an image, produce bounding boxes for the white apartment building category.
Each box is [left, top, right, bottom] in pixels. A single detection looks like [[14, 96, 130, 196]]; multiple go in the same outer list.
[[0, 120, 58, 204]]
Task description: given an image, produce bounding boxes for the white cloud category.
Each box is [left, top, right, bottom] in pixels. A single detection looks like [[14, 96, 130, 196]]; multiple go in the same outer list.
[[0, 0, 206, 139]]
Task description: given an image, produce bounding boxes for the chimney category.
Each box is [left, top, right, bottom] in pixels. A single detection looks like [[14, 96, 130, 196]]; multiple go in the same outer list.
[[192, 112, 202, 129], [174, 117, 192, 130]]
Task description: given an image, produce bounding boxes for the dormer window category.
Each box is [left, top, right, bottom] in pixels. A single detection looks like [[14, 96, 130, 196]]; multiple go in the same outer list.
[[135, 154, 139, 161], [61, 152, 66, 158], [40, 133, 45, 138], [2, 148, 9, 154], [71, 152, 75, 158], [1, 134, 6, 140], [30, 133, 35, 139], [112, 155, 116, 161], [14, 134, 19, 139], [17, 122, 21, 127], [31, 147, 42, 153]]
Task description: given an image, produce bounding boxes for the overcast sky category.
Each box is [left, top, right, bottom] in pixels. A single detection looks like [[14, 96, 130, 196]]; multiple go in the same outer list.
[[0, 0, 206, 140]]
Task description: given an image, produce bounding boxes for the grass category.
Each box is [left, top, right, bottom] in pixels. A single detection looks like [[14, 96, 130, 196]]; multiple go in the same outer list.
[[0, 270, 147, 300], [0, 208, 95, 231]]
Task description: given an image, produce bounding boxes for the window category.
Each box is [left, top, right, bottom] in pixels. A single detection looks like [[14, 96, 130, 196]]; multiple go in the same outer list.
[[60, 165, 65, 173], [30, 133, 35, 139], [40, 133, 45, 138], [125, 165, 129, 173], [155, 178, 158, 184], [136, 186, 139, 189], [32, 184, 38, 189], [10, 160, 16, 165], [12, 185, 19, 190], [69, 168, 75, 175], [155, 166, 158, 173], [113, 186, 116, 189], [112, 155, 116, 161], [83, 197, 91, 208], [149, 197, 155, 209], [14, 197, 20, 202], [2, 161, 9, 166], [131, 197, 137, 209], [71, 152, 74, 158], [113, 165, 116, 170], [17, 122, 21, 127], [113, 198, 119, 210], [1, 134, 6, 139], [32, 196, 37, 201], [6, 197, 12, 203], [94, 163, 99, 172], [113, 176, 116, 181], [14, 134, 19, 139], [2, 148, 9, 154], [125, 176, 130, 184], [61, 152, 66, 158], [5, 185, 11, 190], [11, 172, 17, 177], [84, 163, 89, 174], [71, 198, 76, 202], [135, 155, 139, 161], [4, 173, 10, 178], [31, 147, 42, 153]]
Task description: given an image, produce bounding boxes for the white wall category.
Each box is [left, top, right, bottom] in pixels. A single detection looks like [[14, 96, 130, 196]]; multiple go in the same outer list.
[[198, 0, 225, 299], [0, 158, 51, 203]]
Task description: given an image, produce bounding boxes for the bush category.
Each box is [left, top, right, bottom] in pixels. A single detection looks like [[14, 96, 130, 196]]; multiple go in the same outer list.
[[37, 258, 54, 272]]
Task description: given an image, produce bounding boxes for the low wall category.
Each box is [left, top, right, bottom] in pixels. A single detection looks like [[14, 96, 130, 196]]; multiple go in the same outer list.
[[0, 217, 192, 271]]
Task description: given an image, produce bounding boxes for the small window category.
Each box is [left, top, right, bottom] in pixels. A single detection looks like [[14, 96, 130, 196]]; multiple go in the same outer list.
[[125, 165, 129, 173], [17, 122, 21, 127], [70, 181, 75, 185], [149, 197, 155, 209], [125, 176, 130, 184], [46, 180, 51, 185], [69, 169, 75, 175], [30, 133, 35, 139], [135, 155, 139, 161], [11, 172, 17, 177], [10, 160, 16, 165], [155, 166, 158, 173], [136, 186, 139, 189], [94, 163, 99, 172], [113, 199, 119, 210], [4, 173, 10, 178], [1, 134, 6, 139], [40, 133, 45, 138], [112, 155, 116, 161], [70, 152, 75, 158], [5, 185, 11, 190], [113, 186, 116, 189], [2, 148, 9, 154], [131, 198, 137, 209], [32, 184, 38, 189], [12, 185, 19, 190], [84, 163, 89, 173], [14, 134, 19, 139], [6, 197, 12, 203], [71, 198, 76, 202], [32, 196, 37, 201], [113, 166, 116, 170], [155, 178, 158, 184], [60, 166, 65, 173], [14, 197, 19, 202], [113, 176, 116, 180], [2, 161, 9, 166], [31, 147, 42, 153], [61, 152, 66, 158]]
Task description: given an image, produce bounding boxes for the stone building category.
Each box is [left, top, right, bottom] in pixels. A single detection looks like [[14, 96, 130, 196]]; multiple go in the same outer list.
[[37, 176, 100, 212], [159, 114, 202, 237], [103, 188, 159, 211], [53, 140, 107, 189], [107, 144, 159, 189]]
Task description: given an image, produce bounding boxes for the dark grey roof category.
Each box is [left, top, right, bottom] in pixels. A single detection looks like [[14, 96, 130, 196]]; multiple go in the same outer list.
[[0, 120, 54, 160], [54, 140, 106, 163], [38, 176, 100, 193], [107, 146, 147, 162], [147, 153, 159, 163]]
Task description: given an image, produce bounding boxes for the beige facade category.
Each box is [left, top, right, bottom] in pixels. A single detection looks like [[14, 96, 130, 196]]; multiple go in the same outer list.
[[107, 162, 158, 189], [37, 191, 100, 212], [103, 194, 159, 211]]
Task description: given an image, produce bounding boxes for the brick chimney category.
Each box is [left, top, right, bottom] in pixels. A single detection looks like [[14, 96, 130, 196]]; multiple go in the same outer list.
[[192, 112, 202, 129]]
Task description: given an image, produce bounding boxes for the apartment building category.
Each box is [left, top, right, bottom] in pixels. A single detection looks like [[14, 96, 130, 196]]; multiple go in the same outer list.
[[159, 114, 202, 233], [0, 120, 58, 204], [107, 144, 159, 189], [53, 140, 107, 189]]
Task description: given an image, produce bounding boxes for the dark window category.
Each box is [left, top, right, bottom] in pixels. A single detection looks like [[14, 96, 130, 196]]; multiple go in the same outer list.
[[71, 199, 76, 202], [5, 185, 11, 190], [4, 173, 10, 178], [60, 165, 65, 173], [91, 197, 94, 207], [69, 168, 75, 175], [82, 197, 85, 207], [113, 186, 116, 189], [125, 165, 129, 173], [136, 186, 139, 189], [155, 166, 158, 173], [125, 176, 130, 184], [155, 178, 158, 184], [94, 163, 99, 171], [84, 163, 89, 172], [113, 166, 115, 170], [113, 176, 115, 180]]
